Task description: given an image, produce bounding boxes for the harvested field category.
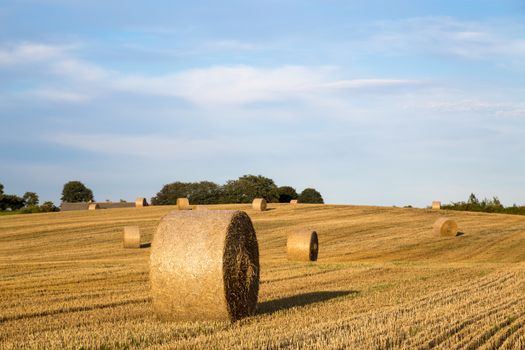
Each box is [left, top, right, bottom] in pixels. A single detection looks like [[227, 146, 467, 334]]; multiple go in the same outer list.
[[1, 204, 524, 349]]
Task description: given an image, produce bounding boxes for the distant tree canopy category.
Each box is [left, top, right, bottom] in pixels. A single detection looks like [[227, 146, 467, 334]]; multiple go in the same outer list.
[[298, 188, 324, 204], [0, 194, 25, 211], [23, 192, 39, 206], [222, 175, 279, 203], [0, 183, 58, 214], [442, 193, 525, 215], [61, 181, 94, 203], [278, 186, 298, 203], [151, 181, 223, 205], [151, 175, 322, 206]]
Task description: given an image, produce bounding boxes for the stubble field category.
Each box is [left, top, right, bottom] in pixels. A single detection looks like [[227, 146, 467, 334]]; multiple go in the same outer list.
[[1, 204, 524, 349]]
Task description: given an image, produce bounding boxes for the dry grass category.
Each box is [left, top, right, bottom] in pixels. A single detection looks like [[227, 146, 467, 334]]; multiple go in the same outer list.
[[1, 204, 524, 349]]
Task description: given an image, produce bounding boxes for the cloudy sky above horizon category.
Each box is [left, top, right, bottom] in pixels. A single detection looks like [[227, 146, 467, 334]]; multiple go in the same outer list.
[[1, 1, 525, 206]]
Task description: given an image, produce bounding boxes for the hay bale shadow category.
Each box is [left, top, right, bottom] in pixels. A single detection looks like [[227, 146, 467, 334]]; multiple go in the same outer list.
[[257, 290, 358, 315], [456, 231, 465, 237], [140, 242, 151, 248]]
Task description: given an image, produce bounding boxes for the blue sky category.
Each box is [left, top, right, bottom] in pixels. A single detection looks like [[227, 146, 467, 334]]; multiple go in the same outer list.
[[1, 1, 525, 206]]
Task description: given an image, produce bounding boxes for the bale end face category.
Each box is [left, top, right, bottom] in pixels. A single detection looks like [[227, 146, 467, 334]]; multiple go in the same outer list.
[[150, 210, 259, 322], [287, 230, 319, 261], [123, 226, 141, 248], [252, 198, 267, 211], [432, 201, 441, 210], [290, 199, 298, 205], [433, 217, 458, 237]]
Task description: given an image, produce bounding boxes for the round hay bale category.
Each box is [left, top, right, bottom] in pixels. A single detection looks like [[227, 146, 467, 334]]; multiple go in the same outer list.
[[252, 198, 267, 211], [150, 210, 259, 322], [88, 203, 100, 210], [123, 226, 141, 248], [135, 197, 148, 207], [287, 230, 318, 261], [432, 201, 441, 210], [433, 217, 458, 237], [176, 197, 190, 210], [290, 199, 298, 205]]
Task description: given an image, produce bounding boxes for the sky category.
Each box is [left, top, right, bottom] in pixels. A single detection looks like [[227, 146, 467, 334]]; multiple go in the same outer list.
[[1, 0, 525, 207]]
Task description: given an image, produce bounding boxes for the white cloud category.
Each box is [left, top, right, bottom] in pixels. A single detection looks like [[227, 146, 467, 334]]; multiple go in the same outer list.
[[112, 65, 423, 107], [0, 43, 66, 65]]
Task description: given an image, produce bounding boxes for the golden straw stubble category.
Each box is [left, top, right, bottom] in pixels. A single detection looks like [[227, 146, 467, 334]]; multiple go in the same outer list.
[[287, 230, 319, 261], [252, 198, 267, 211], [150, 210, 259, 322], [123, 226, 141, 248], [433, 217, 458, 237]]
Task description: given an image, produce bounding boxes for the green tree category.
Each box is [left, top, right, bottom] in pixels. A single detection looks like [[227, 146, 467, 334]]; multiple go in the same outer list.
[[23, 192, 39, 206], [151, 182, 191, 205], [221, 175, 279, 203], [151, 181, 223, 205], [0, 183, 4, 195], [61, 181, 94, 203], [277, 186, 298, 203], [0, 194, 25, 211], [188, 181, 223, 204], [40, 201, 59, 212], [298, 188, 324, 204]]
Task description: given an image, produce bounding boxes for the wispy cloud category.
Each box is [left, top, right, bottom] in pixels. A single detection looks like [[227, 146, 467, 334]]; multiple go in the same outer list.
[[0, 42, 68, 65], [367, 17, 525, 62]]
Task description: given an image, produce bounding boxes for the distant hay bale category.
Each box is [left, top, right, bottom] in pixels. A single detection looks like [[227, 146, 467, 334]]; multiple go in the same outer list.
[[135, 197, 148, 207], [88, 203, 100, 210], [123, 226, 141, 248], [252, 198, 267, 211], [433, 217, 458, 237], [176, 197, 190, 210], [150, 210, 259, 322], [287, 230, 319, 261], [432, 201, 441, 210], [290, 199, 298, 205]]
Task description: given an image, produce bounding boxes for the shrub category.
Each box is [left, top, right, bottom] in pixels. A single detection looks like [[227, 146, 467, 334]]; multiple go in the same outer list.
[[298, 188, 324, 204], [278, 186, 298, 203]]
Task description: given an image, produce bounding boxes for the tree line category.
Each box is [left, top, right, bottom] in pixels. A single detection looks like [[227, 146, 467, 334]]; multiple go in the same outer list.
[[150, 175, 323, 205], [442, 193, 525, 215], [0, 183, 58, 213], [0, 175, 323, 214]]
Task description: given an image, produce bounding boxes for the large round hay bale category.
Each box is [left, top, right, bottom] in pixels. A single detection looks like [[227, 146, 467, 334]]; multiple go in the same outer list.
[[176, 197, 190, 210], [433, 217, 458, 237], [123, 226, 141, 248], [432, 201, 441, 210], [287, 230, 319, 261], [88, 203, 100, 210], [252, 198, 267, 211], [135, 197, 148, 207], [150, 210, 259, 322], [290, 199, 298, 205]]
